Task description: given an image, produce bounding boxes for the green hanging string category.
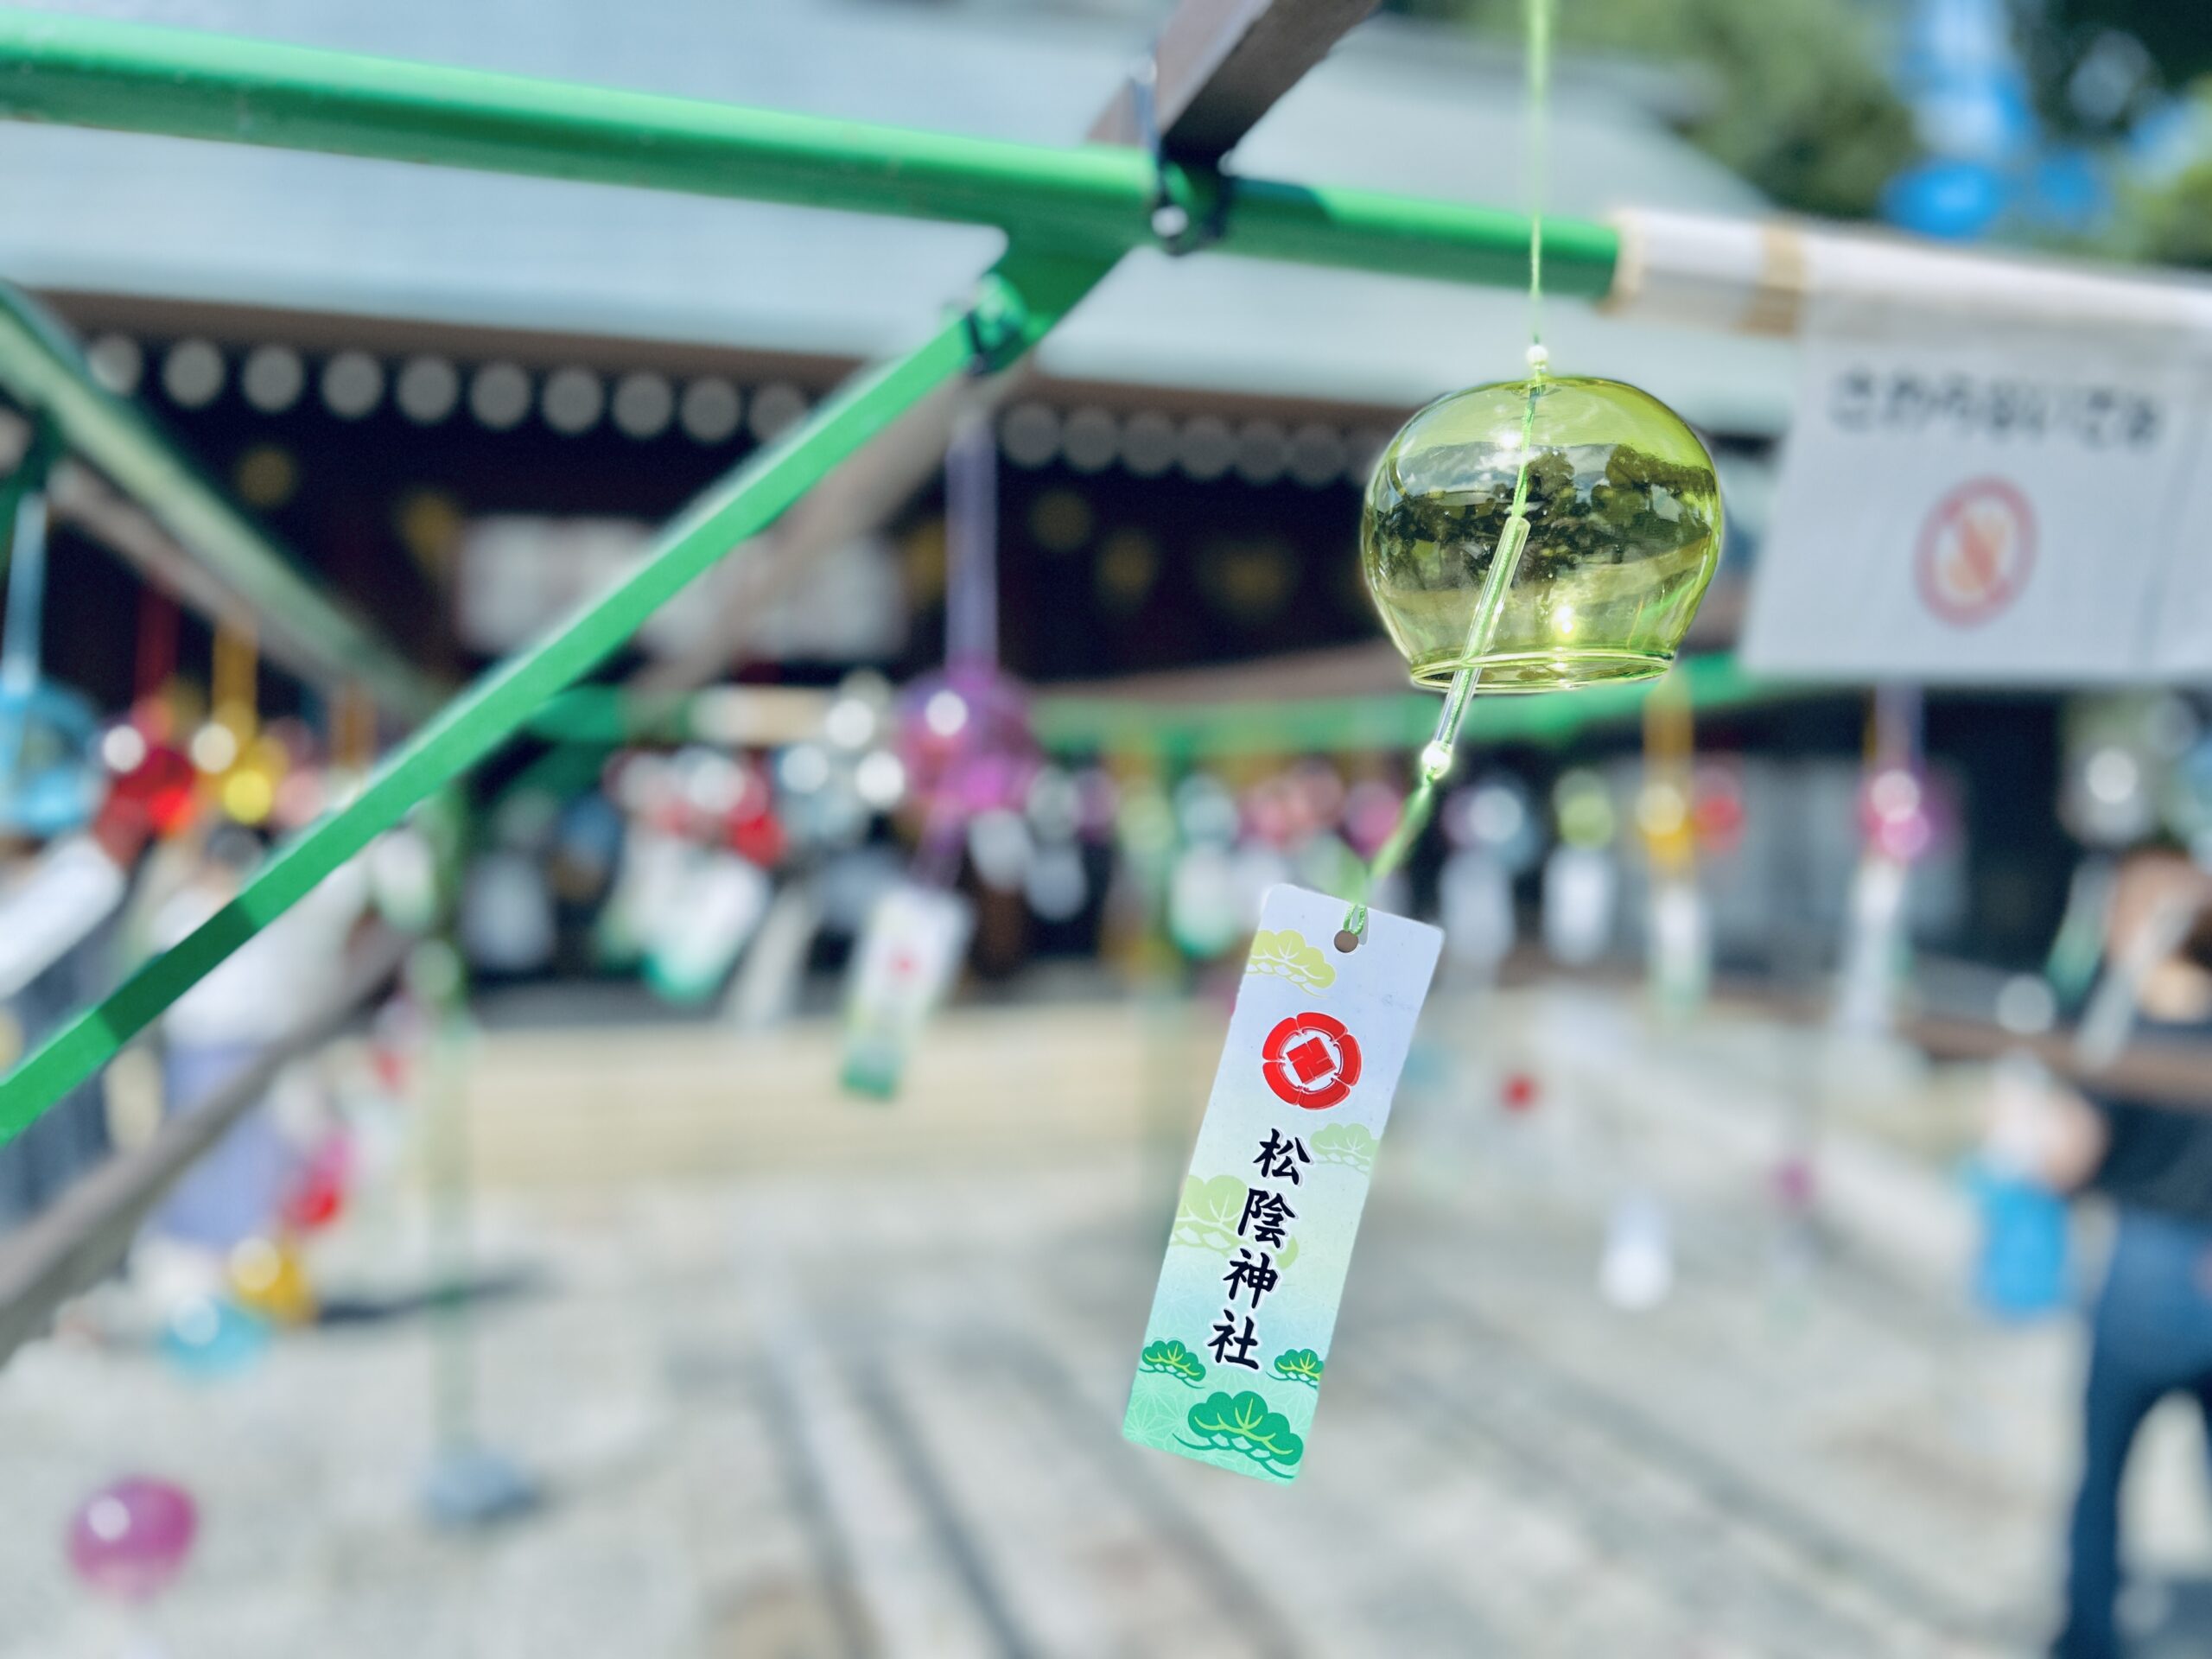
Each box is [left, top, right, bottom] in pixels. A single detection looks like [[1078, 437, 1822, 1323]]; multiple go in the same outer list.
[[1524, 0, 1548, 356], [1344, 0, 1554, 939]]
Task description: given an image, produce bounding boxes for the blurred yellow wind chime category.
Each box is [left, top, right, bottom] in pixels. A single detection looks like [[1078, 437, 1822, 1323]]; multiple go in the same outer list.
[[1122, 0, 1726, 1482], [192, 618, 289, 829], [1637, 672, 1707, 1018]]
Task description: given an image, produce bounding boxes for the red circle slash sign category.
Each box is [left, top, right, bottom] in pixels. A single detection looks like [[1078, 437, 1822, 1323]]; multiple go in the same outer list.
[[1262, 1012, 1363, 1110], [1915, 476, 2035, 627]]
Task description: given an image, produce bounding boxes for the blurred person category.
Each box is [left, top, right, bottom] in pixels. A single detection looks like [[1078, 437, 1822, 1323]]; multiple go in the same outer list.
[[2035, 850, 2212, 1659], [150, 827, 368, 1252]]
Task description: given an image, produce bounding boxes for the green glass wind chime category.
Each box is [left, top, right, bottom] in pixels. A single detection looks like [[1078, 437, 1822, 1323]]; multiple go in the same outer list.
[[1122, 0, 1724, 1484], [1343, 0, 1722, 933]]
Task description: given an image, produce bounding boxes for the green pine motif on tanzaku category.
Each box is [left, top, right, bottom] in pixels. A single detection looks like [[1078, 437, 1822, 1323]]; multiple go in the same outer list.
[[1310, 1122, 1376, 1174], [1139, 1338, 1208, 1389], [1171, 1174, 1247, 1252], [1123, 1382, 1188, 1449], [1171, 1173, 1301, 1264], [1246, 928, 1336, 991], [1271, 1348, 1324, 1389], [1178, 1389, 1306, 1479]]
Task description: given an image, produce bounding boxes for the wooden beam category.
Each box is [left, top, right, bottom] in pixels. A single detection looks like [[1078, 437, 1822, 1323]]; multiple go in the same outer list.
[[0, 928, 406, 1367], [1496, 951, 2212, 1115], [643, 0, 1381, 697], [1088, 0, 1382, 158], [1906, 1012, 2212, 1115]]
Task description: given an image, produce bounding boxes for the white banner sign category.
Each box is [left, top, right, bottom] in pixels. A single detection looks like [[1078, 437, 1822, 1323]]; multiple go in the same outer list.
[[2149, 428, 2212, 674], [1744, 332, 2209, 683], [456, 517, 905, 663]]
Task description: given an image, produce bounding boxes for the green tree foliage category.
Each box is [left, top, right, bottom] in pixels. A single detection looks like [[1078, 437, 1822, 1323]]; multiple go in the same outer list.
[[1310, 1122, 1378, 1174], [1179, 1389, 1308, 1478], [1141, 1338, 1210, 1389], [1272, 1348, 1326, 1388], [1406, 0, 1917, 219], [2019, 2, 2212, 137], [2060, 0, 2212, 86], [2114, 85, 2212, 269], [2132, 156, 2212, 268]]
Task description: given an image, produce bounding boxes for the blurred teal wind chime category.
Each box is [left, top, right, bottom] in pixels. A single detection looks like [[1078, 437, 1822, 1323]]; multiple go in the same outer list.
[[0, 430, 99, 838]]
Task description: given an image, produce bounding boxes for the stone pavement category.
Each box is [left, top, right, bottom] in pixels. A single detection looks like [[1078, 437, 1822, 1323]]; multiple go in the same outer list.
[[0, 987, 2207, 1656]]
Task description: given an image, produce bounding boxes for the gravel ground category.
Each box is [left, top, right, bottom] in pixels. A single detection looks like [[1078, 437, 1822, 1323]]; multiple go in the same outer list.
[[2, 987, 2208, 1657]]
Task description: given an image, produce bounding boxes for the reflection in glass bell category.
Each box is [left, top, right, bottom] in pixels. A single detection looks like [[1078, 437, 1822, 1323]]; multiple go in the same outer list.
[[1361, 377, 1724, 692]]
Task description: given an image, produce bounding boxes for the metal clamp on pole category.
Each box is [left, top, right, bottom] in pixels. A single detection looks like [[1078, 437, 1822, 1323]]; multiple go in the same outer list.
[[1128, 54, 1230, 257], [960, 270, 1035, 377]]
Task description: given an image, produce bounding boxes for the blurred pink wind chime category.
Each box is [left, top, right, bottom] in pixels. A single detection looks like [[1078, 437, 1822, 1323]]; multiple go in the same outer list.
[[1834, 686, 1939, 1039], [841, 412, 1036, 1097], [65, 1475, 196, 1659]]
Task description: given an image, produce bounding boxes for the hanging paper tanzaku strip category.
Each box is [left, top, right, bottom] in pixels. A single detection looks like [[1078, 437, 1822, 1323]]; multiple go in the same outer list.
[[841, 882, 974, 1099], [1124, 886, 1440, 1483]]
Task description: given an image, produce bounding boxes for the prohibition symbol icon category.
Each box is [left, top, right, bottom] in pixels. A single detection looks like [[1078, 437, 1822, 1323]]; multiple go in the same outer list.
[[1262, 1012, 1363, 1110], [1915, 476, 2035, 627]]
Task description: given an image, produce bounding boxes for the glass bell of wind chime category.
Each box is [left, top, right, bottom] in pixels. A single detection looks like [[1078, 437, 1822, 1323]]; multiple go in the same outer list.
[[1351, 0, 1723, 870], [1361, 375, 1725, 696], [1342, 365, 1726, 938]]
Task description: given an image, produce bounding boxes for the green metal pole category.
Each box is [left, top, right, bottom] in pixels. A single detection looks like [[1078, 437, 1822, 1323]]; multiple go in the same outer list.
[[0, 283, 441, 721], [0, 10, 1617, 299], [0, 245, 1116, 1146], [1033, 652, 1798, 755], [525, 654, 1804, 757]]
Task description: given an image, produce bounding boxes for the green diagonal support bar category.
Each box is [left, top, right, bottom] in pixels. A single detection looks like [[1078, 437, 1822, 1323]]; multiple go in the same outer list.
[[0, 9, 1639, 1146], [0, 282, 442, 721], [0, 245, 1116, 1145], [0, 10, 1616, 297]]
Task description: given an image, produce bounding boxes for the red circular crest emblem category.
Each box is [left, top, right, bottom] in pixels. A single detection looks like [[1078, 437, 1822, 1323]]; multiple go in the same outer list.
[[1261, 1012, 1363, 1110], [1915, 476, 2035, 627]]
